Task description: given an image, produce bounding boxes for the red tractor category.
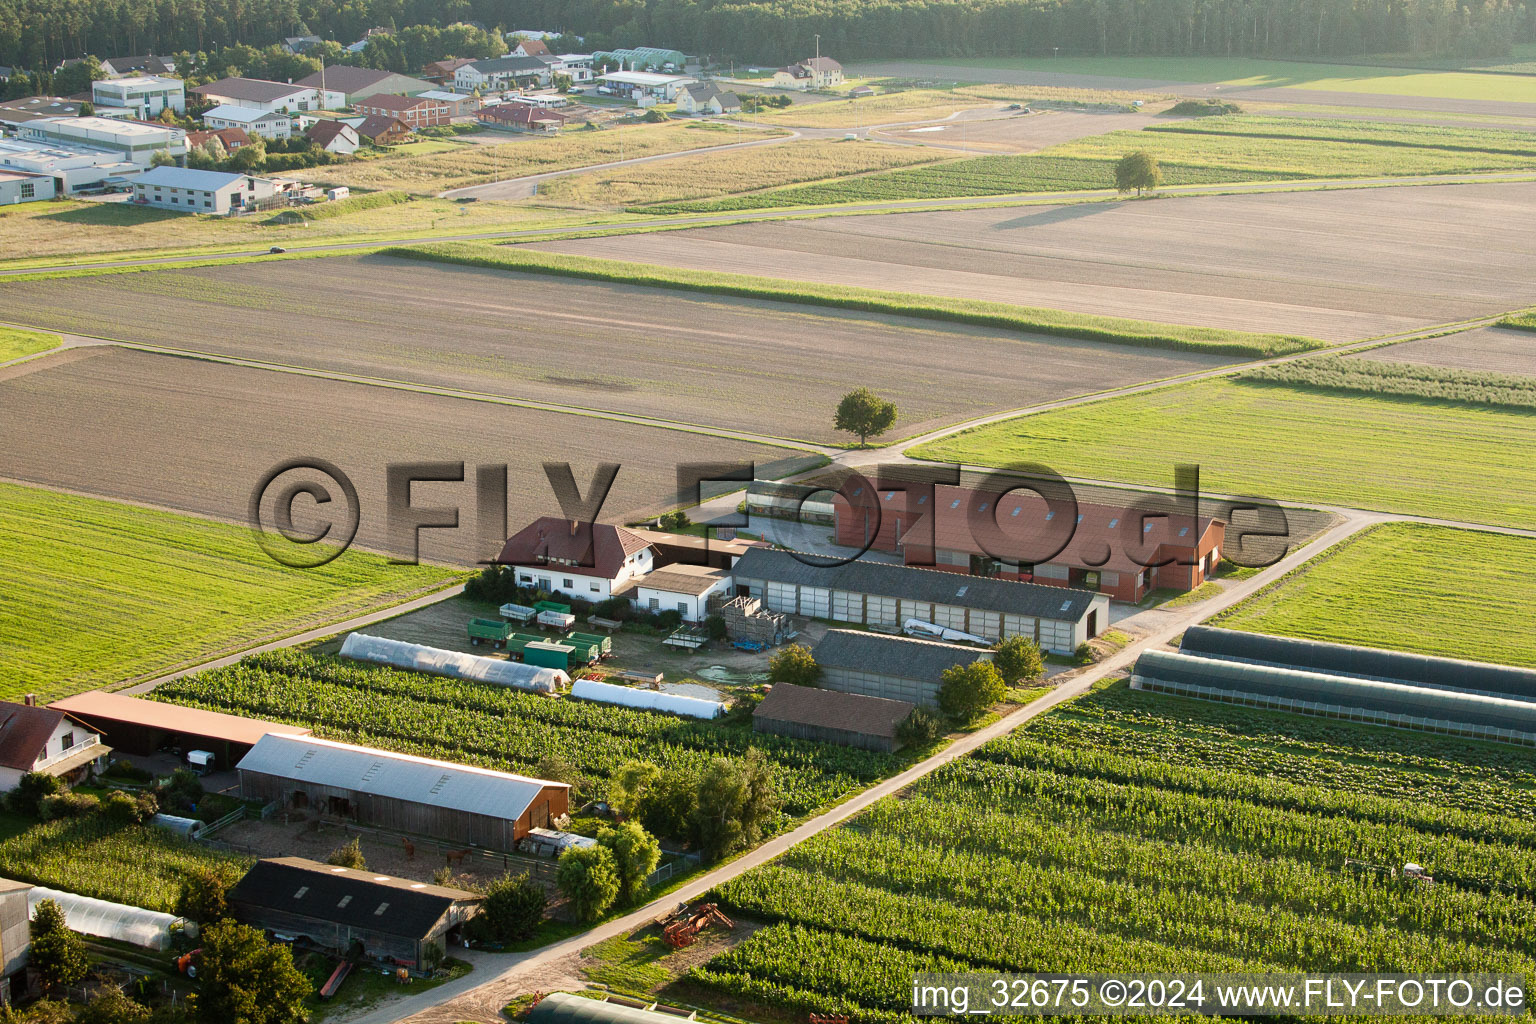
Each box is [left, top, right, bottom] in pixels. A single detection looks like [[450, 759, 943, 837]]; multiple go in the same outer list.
[[172, 948, 203, 978], [661, 903, 734, 949]]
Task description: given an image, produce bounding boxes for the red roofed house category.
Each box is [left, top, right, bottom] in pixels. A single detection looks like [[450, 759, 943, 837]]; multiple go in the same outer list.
[[510, 38, 550, 57], [495, 517, 659, 601], [0, 697, 110, 792], [476, 102, 569, 133], [306, 119, 360, 154], [186, 126, 250, 151], [835, 485, 1225, 603], [352, 93, 450, 129], [422, 58, 478, 84]]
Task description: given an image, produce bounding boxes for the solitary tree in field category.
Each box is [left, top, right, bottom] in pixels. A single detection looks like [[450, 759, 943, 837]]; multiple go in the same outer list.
[[1115, 150, 1162, 196], [834, 388, 898, 446]]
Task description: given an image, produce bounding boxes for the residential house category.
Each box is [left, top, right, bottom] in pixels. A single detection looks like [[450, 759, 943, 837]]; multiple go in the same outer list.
[[495, 516, 659, 601], [422, 58, 477, 84], [552, 54, 595, 83], [354, 113, 412, 144], [99, 54, 175, 77], [186, 126, 250, 152], [454, 55, 551, 92], [202, 104, 292, 139], [20, 116, 186, 167], [352, 92, 450, 128], [475, 102, 568, 133], [295, 66, 433, 109], [131, 165, 278, 214], [773, 56, 843, 90], [91, 75, 185, 118], [675, 81, 741, 115], [346, 26, 392, 54], [191, 77, 319, 113], [510, 38, 550, 56], [0, 169, 55, 204], [0, 697, 109, 792], [281, 35, 324, 55], [305, 119, 359, 154], [630, 563, 733, 622]]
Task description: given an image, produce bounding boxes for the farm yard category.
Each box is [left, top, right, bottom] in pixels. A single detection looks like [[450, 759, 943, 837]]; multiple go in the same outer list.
[[534, 139, 947, 208], [1210, 523, 1536, 668], [910, 374, 1536, 529], [299, 122, 787, 194], [640, 116, 1536, 212], [152, 650, 905, 822], [681, 682, 1536, 1021], [535, 182, 1536, 341], [0, 479, 457, 700], [0, 347, 809, 566], [0, 255, 1242, 441]]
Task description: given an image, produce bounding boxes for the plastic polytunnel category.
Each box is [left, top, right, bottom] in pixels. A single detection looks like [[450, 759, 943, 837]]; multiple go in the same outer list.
[[340, 632, 568, 693], [571, 678, 726, 719], [29, 886, 191, 950]]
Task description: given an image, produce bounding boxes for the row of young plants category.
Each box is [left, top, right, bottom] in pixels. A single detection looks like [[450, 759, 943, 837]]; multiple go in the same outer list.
[[154, 652, 900, 815], [1145, 115, 1536, 157], [682, 689, 1536, 1021], [1240, 356, 1536, 411]]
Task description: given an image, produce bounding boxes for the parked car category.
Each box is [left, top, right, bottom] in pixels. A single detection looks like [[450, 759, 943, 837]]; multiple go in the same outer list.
[[268, 246, 286, 254]]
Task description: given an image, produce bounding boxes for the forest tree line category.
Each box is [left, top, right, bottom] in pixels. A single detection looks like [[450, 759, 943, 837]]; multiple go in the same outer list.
[[0, 0, 1529, 79]]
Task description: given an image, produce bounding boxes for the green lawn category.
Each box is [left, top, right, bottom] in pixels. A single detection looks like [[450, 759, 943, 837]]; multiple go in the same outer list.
[[1211, 522, 1536, 667], [909, 378, 1536, 528], [908, 55, 1536, 103], [0, 481, 461, 700], [0, 325, 60, 362]]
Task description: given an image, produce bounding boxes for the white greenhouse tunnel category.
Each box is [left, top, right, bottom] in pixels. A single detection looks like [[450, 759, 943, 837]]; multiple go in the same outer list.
[[29, 886, 194, 950]]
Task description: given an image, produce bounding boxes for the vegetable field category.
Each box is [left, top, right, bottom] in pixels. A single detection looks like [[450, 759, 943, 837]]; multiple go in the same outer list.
[[910, 378, 1536, 528], [1211, 523, 1536, 668], [686, 685, 1536, 1021], [1242, 356, 1536, 409], [0, 480, 459, 700], [0, 812, 246, 912], [153, 651, 903, 820]]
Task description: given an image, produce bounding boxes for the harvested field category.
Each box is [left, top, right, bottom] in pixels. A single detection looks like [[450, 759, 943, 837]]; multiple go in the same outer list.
[[1361, 325, 1536, 376], [534, 182, 1536, 341], [0, 255, 1236, 442], [0, 347, 808, 566], [867, 109, 1153, 154]]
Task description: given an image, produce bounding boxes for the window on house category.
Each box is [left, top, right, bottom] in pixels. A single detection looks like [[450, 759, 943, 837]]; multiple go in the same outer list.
[[563, 578, 573, 588], [60, 731, 73, 750], [589, 583, 600, 592]]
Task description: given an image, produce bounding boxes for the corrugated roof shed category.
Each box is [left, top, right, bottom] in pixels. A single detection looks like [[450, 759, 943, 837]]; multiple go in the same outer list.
[[813, 629, 986, 681], [754, 683, 913, 738], [49, 691, 311, 746], [237, 734, 564, 820], [731, 547, 1097, 620], [230, 857, 479, 938]]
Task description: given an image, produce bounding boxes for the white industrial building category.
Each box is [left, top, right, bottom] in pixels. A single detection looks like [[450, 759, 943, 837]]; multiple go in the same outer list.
[[0, 138, 140, 194], [91, 75, 185, 118], [19, 116, 186, 168], [130, 166, 278, 214], [0, 169, 55, 204], [191, 77, 319, 113], [201, 104, 293, 140], [596, 71, 696, 104]]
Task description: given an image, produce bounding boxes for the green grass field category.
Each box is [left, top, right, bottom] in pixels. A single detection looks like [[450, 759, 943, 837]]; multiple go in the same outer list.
[[0, 481, 460, 700], [389, 241, 1323, 356], [1211, 523, 1536, 667], [909, 55, 1536, 102], [0, 325, 60, 362], [909, 378, 1536, 528]]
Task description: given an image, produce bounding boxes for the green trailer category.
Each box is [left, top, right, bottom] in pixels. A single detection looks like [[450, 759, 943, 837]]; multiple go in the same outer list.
[[523, 640, 575, 671], [505, 632, 546, 656], [468, 618, 515, 648], [534, 600, 572, 615], [566, 631, 612, 656], [562, 637, 602, 665]]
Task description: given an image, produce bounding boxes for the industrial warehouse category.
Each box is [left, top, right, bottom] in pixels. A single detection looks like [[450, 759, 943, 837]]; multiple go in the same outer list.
[[728, 546, 1108, 653], [236, 734, 570, 849]]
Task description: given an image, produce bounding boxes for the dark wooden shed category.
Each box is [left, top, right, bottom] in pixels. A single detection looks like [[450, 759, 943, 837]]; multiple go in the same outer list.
[[752, 683, 915, 752]]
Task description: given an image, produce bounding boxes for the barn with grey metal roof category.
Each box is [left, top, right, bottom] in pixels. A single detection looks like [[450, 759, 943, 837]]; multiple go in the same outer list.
[[729, 547, 1107, 654], [811, 630, 988, 710], [236, 734, 568, 850]]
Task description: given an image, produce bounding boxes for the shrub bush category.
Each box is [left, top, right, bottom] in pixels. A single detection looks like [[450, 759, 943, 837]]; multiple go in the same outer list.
[[39, 792, 99, 821], [326, 836, 366, 869], [897, 707, 943, 746]]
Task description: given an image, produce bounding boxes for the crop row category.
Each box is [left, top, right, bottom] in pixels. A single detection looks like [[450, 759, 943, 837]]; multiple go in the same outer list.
[[155, 652, 899, 815], [1239, 356, 1536, 410], [1147, 115, 1536, 157]]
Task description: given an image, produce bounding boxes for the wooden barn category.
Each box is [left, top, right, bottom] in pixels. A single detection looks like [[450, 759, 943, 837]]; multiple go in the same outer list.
[[228, 858, 480, 972], [236, 734, 567, 850], [752, 683, 915, 752], [47, 690, 309, 770]]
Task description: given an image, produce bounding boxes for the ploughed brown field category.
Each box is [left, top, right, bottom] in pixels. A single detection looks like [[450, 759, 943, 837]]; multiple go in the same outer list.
[[529, 182, 1536, 341], [0, 347, 810, 565], [0, 255, 1233, 443], [1359, 325, 1536, 376]]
